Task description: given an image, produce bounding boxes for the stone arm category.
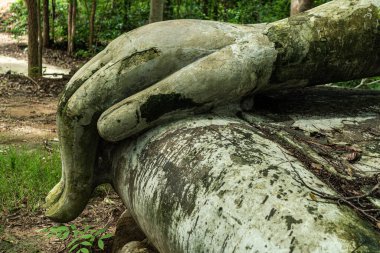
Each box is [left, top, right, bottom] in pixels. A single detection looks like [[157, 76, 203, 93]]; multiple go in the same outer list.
[[45, 0, 380, 222]]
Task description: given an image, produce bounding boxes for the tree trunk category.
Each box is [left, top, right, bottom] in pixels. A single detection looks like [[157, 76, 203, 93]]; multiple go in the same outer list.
[[67, 0, 76, 55], [42, 0, 49, 47], [149, 0, 164, 23], [290, 0, 313, 16], [25, 0, 41, 78], [51, 0, 55, 43], [67, 0, 72, 53], [88, 0, 96, 50], [109, 87, 380, 253], [37, 0, 43, 73]]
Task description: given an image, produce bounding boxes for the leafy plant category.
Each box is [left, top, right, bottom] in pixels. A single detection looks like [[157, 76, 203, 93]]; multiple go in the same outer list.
[[42, 224, 113, 252]]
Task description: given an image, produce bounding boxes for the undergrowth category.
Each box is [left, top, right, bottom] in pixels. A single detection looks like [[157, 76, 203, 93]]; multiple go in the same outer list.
[[0, 144, 61, 213]]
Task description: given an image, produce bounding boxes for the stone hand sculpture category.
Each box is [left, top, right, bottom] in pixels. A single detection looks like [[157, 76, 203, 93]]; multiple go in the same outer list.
[[45, 0, 380, 222]]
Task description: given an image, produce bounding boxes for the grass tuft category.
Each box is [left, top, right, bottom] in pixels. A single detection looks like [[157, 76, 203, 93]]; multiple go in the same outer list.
[[0, 145, 61, 213]]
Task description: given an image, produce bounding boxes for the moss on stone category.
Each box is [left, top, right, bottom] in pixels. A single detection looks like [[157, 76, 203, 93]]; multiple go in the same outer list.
[[140, 93, 199, 122]]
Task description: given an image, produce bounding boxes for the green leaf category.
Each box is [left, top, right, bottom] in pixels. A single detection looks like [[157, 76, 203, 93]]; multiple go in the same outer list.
[[70, 224, 77, 230], [73, 229, 81, 237], [54, 226, 69, 232], [87, 229, 96, 235], [80, 248, 90, 253], [98, 239, 104, 250], [69, 242, 80, 252], [67, 238, 80, 249], [60, 231, 70, 240], [100, 234, 113, 240], [81, 241, 92, 246], [39, 228, 49, 233], [84, 225, 92, 232], [94, 228, 106, 236], [80, 234, 94, 240]]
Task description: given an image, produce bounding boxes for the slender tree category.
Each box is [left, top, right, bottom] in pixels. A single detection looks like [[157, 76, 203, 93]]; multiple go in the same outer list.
[[67, 0, 77, 55], [149, 0, 164, 23], [37, 0, 43, 73], [25, 0, 42, 77], [51, 0, 56, 43], [88, 0, 97, 50], [42, 0, 49, 47], [290, 0, 313, 16]]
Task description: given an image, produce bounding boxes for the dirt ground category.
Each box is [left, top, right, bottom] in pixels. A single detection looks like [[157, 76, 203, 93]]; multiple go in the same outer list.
[[0, 33, 125, 252], [0, 74, 62, 144]]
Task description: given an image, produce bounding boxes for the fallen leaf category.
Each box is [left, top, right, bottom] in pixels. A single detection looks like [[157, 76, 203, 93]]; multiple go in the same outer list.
[[346, 151, 361, 163], [311, 163, 323, 170], [309, 192, 318, 201]]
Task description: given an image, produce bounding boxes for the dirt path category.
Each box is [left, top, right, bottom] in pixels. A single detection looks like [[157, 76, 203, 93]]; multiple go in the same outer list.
[[0, 95, 58, 144], [0, 33, 74, 77], [0, 31, 86, 144]]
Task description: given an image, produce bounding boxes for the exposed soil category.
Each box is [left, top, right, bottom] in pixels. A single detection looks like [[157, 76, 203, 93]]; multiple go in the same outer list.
[[0, 74, 64, 144], [0, 30, 125, 252]]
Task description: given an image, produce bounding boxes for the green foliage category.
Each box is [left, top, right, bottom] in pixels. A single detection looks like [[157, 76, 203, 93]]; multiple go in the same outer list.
[[1, 0, 27, 35], [5, 0, 332, 53], [334, 77, 380, 89], [0, 145, 61, 212], [42, 224, 113, 252], [6, 0, 378, 89]]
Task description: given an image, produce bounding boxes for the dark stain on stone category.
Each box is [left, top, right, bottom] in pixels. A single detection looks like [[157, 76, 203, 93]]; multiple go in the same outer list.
[[140, 93, 199, 122], [234, 197, 243, 208], [135, 110, 140, 124], [218, 207, 223, 217], [118, 47, 161, 74], [265, 208, 277, 221], [307, 205, 318, 215], [284, 215, 303, 230], [261, 195, 269, 205], [261, 165, 278, 177]]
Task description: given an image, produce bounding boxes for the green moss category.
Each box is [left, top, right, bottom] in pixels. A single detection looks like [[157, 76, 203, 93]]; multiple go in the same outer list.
[[324, 207, 380, 252], [284, 215, 303, 230], [266, 4, 380, 86], [118, 47, 161, 73]]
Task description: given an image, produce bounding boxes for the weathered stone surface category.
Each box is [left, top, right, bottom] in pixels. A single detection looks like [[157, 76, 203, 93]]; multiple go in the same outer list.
[[106, 87, 380, 253], [110, 120, 378, 252], [46, 1, 380, 245]]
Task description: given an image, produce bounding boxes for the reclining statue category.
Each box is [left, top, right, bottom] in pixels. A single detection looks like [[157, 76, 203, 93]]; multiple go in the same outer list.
[[46, 0, 380, 252]]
